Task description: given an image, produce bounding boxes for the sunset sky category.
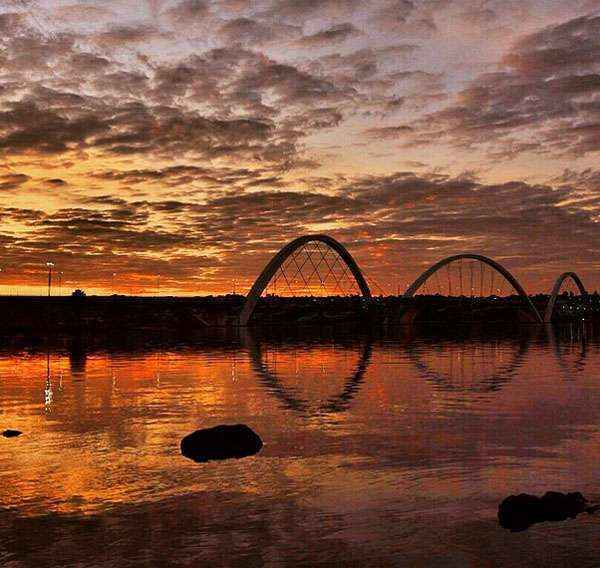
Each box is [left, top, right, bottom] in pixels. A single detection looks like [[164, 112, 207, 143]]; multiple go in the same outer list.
[[0, 0, 598, 295]]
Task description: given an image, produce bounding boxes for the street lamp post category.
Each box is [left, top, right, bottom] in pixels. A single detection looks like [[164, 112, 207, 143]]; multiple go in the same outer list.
[[58, 271, 63, 296], [46, 262, 55, 297]]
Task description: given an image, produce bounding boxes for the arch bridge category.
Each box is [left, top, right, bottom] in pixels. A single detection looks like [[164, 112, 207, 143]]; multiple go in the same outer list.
[[239, 236, 589, 326], [544, 272, 587, 323], [239, 234, 371, 326], [403, 253, 543, 323]]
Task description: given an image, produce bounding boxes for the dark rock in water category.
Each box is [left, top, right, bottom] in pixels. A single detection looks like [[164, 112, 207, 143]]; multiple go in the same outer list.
[[181, 424, 263, 463], [2, 429, 22, 438], [498, 491, 590, 532]]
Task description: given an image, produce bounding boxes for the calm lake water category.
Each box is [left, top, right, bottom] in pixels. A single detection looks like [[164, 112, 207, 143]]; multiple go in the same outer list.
[[1, 325, 598, 567]]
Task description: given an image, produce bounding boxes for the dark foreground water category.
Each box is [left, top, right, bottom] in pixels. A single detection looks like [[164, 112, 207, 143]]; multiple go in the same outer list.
[[0, 325, 598, 567]]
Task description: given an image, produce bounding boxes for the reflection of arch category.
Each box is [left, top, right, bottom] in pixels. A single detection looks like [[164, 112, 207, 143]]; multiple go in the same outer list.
[[404, 253, 542, 323], [246, 335, 372, 416], [543, 272, 587, 323], [407, 338, 529, 393], [546, 323, 588, 377], [239, 235, 371, 326]]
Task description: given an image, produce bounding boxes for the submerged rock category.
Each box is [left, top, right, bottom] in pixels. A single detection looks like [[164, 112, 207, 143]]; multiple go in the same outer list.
[[181, 424, 263, 463], [2, 429, 22, 438], [498, 491, 594, 532]]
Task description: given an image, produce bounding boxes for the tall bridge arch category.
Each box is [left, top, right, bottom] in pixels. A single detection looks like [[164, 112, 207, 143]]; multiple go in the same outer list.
[[239, 234, 371, 326], [404, 253, 542, 323], [544, 272, 587, 323]]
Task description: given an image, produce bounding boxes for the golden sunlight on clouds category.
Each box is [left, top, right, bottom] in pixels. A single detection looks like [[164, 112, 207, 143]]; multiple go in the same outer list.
[[0, 0, 597, 295]]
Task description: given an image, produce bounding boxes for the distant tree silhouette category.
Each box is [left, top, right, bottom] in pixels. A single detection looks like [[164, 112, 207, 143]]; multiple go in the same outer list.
[[71, 289, 86, 298]]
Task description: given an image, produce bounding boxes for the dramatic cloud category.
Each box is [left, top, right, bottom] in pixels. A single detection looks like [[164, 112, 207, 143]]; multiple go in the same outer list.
[[0, 1, 597, 294], [1, 168, 597, 292], [409, 14, 600, 156]]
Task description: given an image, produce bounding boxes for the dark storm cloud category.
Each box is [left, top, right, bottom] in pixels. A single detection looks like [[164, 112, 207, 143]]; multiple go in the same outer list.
[[410, 14, 600, 156]]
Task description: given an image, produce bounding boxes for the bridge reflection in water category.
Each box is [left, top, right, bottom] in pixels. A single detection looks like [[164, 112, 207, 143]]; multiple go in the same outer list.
[[1, 324, 597, 568], [35, 324, 593, 421], [243, 331, 373, 417], [241, 324, 592, 415], [406, 339, 530, 394]]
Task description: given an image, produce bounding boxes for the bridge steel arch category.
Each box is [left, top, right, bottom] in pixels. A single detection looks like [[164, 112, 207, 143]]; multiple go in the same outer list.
[[403, 253, 543, 323], [239, 234, 372, 326], [543, 272, 587, 323]]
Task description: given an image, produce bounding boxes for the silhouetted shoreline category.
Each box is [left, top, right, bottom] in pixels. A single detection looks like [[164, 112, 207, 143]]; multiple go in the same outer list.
[[0, 293, 596, 341]]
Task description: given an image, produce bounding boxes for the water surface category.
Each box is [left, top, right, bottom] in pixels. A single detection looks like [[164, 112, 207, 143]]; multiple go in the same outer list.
[[1, 326, 598, 566]]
